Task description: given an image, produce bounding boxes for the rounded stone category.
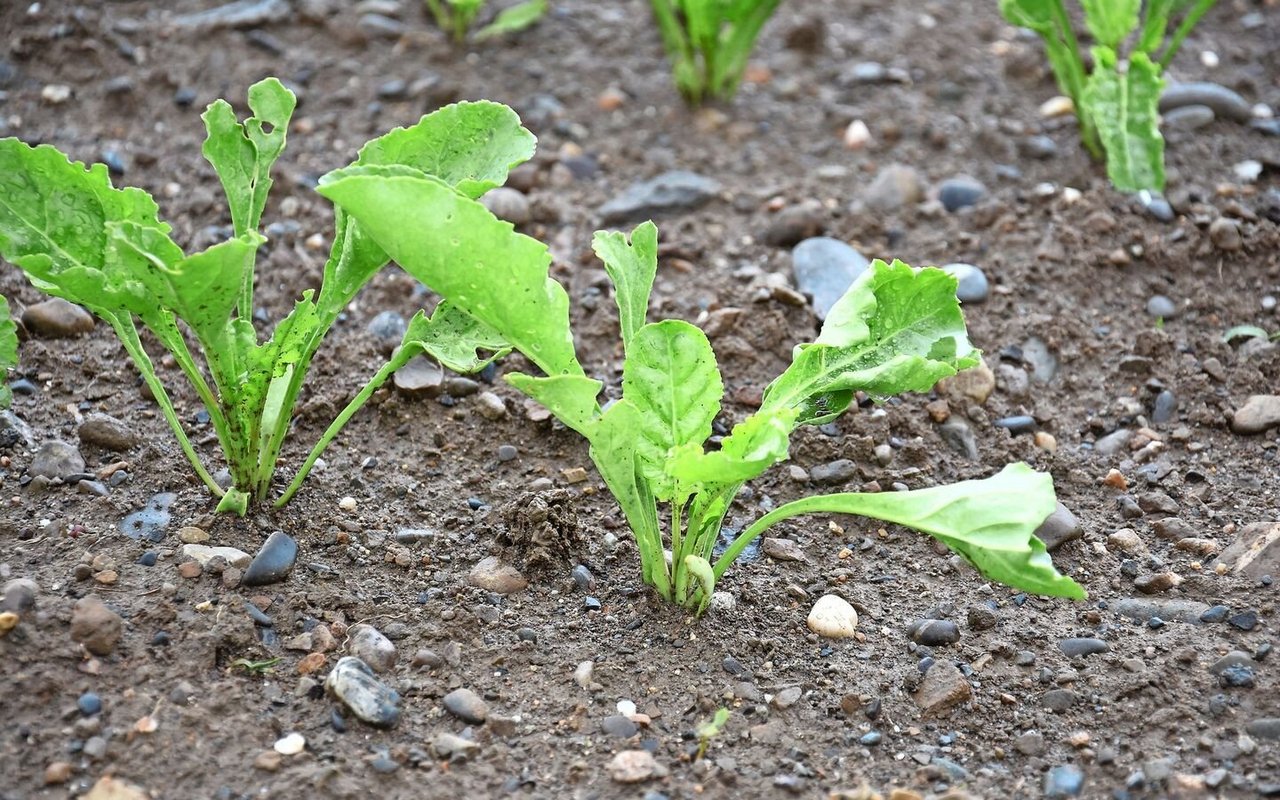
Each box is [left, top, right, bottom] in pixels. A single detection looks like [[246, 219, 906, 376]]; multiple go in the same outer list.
[[1145, 295, 1177, 319], [937, 176, 986, 212], [939, 263, 989, 303], [20, 298, 94, 338], [77, 692, 103, 716], [908, 619, 960, 646], [807, 594, 859, 639], [442, 688, 489, 724], [348, 623, 398, 673]]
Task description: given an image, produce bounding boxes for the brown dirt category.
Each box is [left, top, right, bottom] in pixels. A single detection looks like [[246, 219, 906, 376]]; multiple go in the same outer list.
[[1, 1, 1278, 798]]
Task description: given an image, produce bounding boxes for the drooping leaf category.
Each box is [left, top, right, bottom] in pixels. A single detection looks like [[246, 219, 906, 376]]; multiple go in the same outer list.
[[1080, 0, 1141, 49], [762, 261, 979, 424], [721, 463, 1084, 598], [593, 221, 658, 351], [200, 77, 296, 238], [474, 0, 548, 40], [682, 554, 716, 614], [1084, 48, 1166, 191], [621, 320, 723, 501], [504, 373, 602, 437], [317, 169, 582, 380], [667, 407, 798, 487], [0, 296, 17, 410], [354, 101, 536, 200], [400, 301, 512, 374], [1222, 324, 1270, 343]]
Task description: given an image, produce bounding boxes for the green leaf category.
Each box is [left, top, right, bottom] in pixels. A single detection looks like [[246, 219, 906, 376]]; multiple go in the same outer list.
[[200, 77, 296, 237], [354, 101, 536, 200], [1137, 0, 1177, 52], [401, 300, 512, 374], [474, 0, 548, 40], [1080, 0, 1140, 49], [1223, 324, 1270, 343], [589, 400, 667, 594], [0, 295, 17, 410], [622, 320, 723, 501], [1084, 49, 1166, 191], [682, 554, 716, 614], [762, 260, 979, 424], [0, 138, 177, 317], [667, 407, 798, 487], [317, 169, 582, 380], [720, 463, 1084, 598], [505, 372, 602, 437], [593, 221, 658, 351]]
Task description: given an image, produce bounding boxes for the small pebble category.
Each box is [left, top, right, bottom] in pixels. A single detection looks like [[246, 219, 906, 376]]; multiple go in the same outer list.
[[274, 733, 305, 755], [1146, 295, 1177, 319]]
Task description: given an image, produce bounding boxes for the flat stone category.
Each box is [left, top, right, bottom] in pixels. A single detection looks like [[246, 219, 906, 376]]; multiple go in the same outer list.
[[1042, 689, 1077, 711], [1162, 104, 1216, 130], [762, 537, 807, 562], [806, 594, 858, 639], [1159, 82, 1252, 123], [348, 623, 397, 673], [70, 595, 122, 656], [607, 750, 667, 783], [21, 298, 94, 337], [862, 163, 923, 211], [1035, 503, 1082, 550], [78, 414, 138, 451], [1058, 638, 1109, 658], [393, 354, 443, 396], [937, 176, 986, 212], [431, 732, 480, 761], [908, 619, 960, 646], [601, 714, 638, 738], [915, 660, 971, 716], [442, 687, 488, 724], [1112, 597, 1209, 624], [180, 544, 251, 569], [1231, 396, 1280, 435], [467, 556, 527, 594], [938, 417, 978, 460], [598, 171, 720, 223], [791, 237, 870, 320], [809, 458, 858, 486], [29, 440, 85, 479], [325, 656, 400, 728], [1246, 718, 1280, 740], [241, 531, 298, 586], [1218, 522, 1280, 579], [172, 0, 292, 29]]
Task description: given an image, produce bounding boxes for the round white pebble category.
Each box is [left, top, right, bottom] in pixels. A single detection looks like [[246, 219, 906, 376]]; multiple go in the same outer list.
[[806, 594, 859, 639], [274, 732, 306, 755], [338, 496, 357, 512], [617, 699, 637, 716]]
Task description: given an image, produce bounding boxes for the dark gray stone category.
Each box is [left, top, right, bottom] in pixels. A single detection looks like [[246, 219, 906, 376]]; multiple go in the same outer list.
[[908, 619, 960, 646], [326, 656, 401, 728], [1162, 104, 1216, 130], [602, 715, 638, 738], [119, 492, 176, 542], [939, 263, 989, 304], [1035, 503, 1082, 551], [598, 171, 720, 223], [242, 531, 298, 586], [172, 0, 293, 30], [1159, 82, 1252, 123], [938, 417, 978, 460], [810, 459, 858, 486], [1058, 638, 1109, 658], [791, 237, 870, 320], [937, 176, 986, 212]]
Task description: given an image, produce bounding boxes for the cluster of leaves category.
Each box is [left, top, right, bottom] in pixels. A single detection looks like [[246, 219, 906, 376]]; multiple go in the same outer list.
[[0, 79, 574, 514], [651, 0, 782, 104], [1000, 0, 1218, 191], [354, 219, 1077, 612], [424, 0, 548, 42]]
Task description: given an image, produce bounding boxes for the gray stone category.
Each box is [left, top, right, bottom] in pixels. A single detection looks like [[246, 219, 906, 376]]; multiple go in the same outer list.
[[908, 619, 960, 646], [1035, 503, 1082, 551], [431, 732, 479, 761], [937, 176, 986, 212], [1162, 104, 1216, 130], [1058, 638, 1109, 658], [1231, 395, 1280, 435], [20, 298, 94, 338], [862, 164, 923, 211], [598, 171, 719, 223], [1217, 522, 1280, 579], [1138, 191, 1175, 222], [966, 604, 998, 631], [442, 688, 488, 724], [1015, 731, 1045, 756], [367, 311, 407, 348], [1146, 295, 1177, 318], [938, 417, 978, 460], [326, 656, 401, 728], [791, 237, 870, 320], [1094, 429, 1133, 456], [1246, 718, 1280, 740], [1042, 689, 1076, 711], [602, 714, 638, 738], [1022, 336, 1058, 383], [29, 440, 85, 479], [481, 187, 531, 226], [1159, 82, 1252, 123], [940, 263, 989, 304], [761, 200, 824, 247], [78, 414, 138, 451], [1112, 597, 1209, 624], [1, 578, 38, 614], [809, 458, 858, 486], [172, 0, 292, 30], [393, 354, 443, 396], [242, 531, 298, 586], [348, 623, 397, 673]]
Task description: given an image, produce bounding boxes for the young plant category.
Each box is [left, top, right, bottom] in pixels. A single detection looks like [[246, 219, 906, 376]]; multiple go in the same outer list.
[[424, 0, 548, 42], [1000, 0, 1218, 191], [446, 222, 1079, 612], [650, 0, 783, 104], [0, 79, 575, 514], [0, 296, 16, 410]]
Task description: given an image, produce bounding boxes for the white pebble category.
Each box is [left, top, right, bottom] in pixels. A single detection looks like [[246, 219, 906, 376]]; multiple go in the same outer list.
[[573, 660, 594, 688], [1038, 95, 1075, 118], [806, 594, 859, 639], [41, 84, 71, 104], [616, 699, 637, 716], [338, 496, 357, 512], [843, 119, 872, 150], [1199, 50, 1218, 68], [274, 732, 305, 755], [1061, 187, 1082, 204]]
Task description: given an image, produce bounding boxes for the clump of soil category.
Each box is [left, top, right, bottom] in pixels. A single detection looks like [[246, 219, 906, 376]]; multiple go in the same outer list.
[[497, 489, 585, 574]]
